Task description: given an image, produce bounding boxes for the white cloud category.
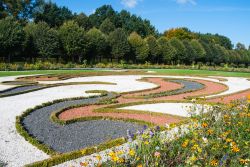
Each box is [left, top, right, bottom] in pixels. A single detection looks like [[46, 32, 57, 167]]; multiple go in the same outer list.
[[121, 0, 142, 8], [175, 0, 197, 5]]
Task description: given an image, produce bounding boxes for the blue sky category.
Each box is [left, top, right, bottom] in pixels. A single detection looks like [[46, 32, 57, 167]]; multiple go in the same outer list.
[[51, 0, 250, 47]]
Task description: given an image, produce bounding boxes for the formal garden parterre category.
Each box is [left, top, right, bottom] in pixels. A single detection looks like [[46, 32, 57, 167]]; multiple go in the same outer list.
[[0, 71, 249, 167]]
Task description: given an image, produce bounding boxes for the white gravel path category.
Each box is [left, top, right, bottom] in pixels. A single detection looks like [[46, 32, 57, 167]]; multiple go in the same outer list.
[[205, 77, 250, 98], [119, 103, 209, 117]]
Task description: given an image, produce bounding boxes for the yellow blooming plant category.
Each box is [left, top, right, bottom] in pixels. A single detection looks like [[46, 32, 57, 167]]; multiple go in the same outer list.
[[102, 100, 249, 167]]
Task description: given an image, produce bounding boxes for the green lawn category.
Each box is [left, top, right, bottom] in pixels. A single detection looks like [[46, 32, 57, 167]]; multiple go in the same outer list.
[[0, 68, 249, 77], [0, 70, 101, 77], [145, 69, 250, 77]]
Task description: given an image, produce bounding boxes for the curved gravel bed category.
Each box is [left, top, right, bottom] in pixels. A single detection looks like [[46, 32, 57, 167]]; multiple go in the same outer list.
[[0, 85, 45, 97], [141, 79, 204, 98], [22, 93, 143, 153]]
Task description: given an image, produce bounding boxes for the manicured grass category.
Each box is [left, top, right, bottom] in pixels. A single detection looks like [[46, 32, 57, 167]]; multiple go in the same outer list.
[[0, 70, 102, 77], [0, 68, 249, 77], [145, 69, 250, 77]]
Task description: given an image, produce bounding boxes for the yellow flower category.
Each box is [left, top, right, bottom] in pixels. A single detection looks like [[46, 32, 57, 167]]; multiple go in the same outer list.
[[144, 141, 149, 145], [207, 129, 214, 135], [81, 149, 86, 155], [247, 94, 250, 103], [197, 147, 202, 153], [223, 115, 230, 119], [237, 122, 243, 126], [239, 159, 249, 165], [136, 157, 140, 161], [210, 159, 218, 166], [80, 162, 88, 167], [137, 164, 143, 167], [129, 149, 135, 156], [231, 145, 240, 153], [117, 150, 124, 155], [118, 158, 125, 163], [111, 155, 119, 162], [202, 122, 208, 128], [191, 144, 199, 151], [182, 140, 189, 148], [95, 155, 102, 161], [226, 138, 233, 143], [190, 155, 197, 162], [108, 151, 115, 157]]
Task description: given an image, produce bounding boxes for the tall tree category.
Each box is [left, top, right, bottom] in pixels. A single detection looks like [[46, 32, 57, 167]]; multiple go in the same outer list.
[[33, 1, 73, 27], [182, 40, 195, 64], [86, 28, 108, 63], [169, 38, 186, 64], [59, 21, 87, 63], [0, 0, 36, 20], [128, 32, 149, 63], [73, 13, 92, 30], [164, 27, 196, 40], [157, 37, 176, 64], [235, 42, 246, 50], [31, 22, 60, 60], [23, 23, 37, 62], [89, 5, 117, 28], [198, 33, 233, 50], [100, 18, 115, 35], [108, 28, 130, 62], [200, 41, 214, 65], [0, 17, 24, 62], [190, 39, 206, 63], [145, 35, 161, 63]]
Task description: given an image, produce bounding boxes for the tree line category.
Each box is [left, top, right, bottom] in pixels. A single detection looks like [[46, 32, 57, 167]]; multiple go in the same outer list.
[[0, 0, 249, 67]]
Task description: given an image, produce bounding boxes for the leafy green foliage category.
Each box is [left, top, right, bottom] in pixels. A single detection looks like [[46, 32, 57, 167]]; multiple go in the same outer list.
[[128, 32, 149, 62], [86, 28, 108, 62], [59, 21, 86, 62], [157, 37, 176, 64], [0, 17, 24, 62], [0, 0, 36, 20], [0, 2, 249, 66], [33, 1, 73, 27], [100, 18, 115, 35], [73, 13, 92, 30], [165, 27, 196, 40], [108, 28, 130, 61], [145, 35, 161, 63], [29, 22, 60, 60], [170, 38, 186, 63]]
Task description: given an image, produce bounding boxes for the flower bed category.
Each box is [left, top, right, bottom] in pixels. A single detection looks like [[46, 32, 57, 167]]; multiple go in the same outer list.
[[100, 100, 249, 167]]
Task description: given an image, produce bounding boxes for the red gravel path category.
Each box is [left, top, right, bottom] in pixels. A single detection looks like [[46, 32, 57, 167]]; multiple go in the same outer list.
[[154, 79, 228, 101], [208, 89, 250, 103], [59, 78, 229, 126]]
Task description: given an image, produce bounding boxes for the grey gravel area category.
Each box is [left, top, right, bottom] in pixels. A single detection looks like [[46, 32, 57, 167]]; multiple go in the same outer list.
[[169, 79, 204, 93], [0, 85, 45, 96], [22, 93, 143, 153], [145, 79, 204, 98]]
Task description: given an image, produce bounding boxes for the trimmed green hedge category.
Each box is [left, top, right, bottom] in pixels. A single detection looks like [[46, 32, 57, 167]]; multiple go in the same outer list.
[[26, 137, 126, 167]]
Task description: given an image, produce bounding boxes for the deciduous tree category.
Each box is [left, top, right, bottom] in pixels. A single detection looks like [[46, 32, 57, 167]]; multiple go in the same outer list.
[[59, 21, 87, 63], [108, 28, 130, 62], [0, 17, 24, 62]]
